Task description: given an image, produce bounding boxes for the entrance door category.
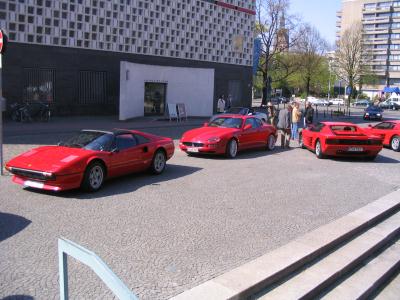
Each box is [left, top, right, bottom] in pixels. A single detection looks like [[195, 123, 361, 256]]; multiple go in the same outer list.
[[144, 82, 167, 116], [228, 80, 243, 107]]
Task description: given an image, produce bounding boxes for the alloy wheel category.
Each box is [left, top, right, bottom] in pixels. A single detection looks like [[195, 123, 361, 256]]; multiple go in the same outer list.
[[89, 165, 104, 190]]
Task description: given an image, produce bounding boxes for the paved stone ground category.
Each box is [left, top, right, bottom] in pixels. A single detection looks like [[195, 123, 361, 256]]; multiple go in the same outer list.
[[0, 112, 399, 299]]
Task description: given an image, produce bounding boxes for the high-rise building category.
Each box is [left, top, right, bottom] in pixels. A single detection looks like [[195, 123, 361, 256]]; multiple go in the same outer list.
[[337, 0, 400, 98], [0, 0, 255, 119]]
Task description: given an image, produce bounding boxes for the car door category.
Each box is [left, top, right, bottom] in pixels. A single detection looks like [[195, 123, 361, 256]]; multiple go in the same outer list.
[[371, 122, 395, 145], [240, 118, 259, 149], [305, 123, 325, 149], [108, 134, 143, 176], [254, 118, 268, 146], [133, 133, 153, 171]]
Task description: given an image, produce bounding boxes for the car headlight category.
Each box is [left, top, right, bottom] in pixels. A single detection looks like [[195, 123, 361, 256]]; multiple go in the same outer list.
[[365, 113, 369, 116], [377, 113, 381, 116], [208, 137, 221, 143]]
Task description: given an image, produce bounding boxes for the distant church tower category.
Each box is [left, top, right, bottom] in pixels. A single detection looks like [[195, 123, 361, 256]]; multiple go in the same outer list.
[[276, 13, 289, 52]]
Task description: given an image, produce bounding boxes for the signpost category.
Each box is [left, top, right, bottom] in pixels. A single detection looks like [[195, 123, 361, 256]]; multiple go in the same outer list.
[[0, 29, 8, 175]]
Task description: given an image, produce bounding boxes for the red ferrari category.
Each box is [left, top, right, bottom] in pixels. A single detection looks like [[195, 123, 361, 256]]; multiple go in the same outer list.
[[5, 129, 175, 192], [179, 115, 277, 158], [299, 122, 383, 160], [363, 120, 400, 152]]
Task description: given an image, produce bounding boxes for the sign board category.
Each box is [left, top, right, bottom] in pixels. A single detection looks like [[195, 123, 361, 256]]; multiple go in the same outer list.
[[177, 103, 187, 121], [232, 35, 244, 53], [0, 29, 7, 54], [253, 38, 262, 75], [167, 103, 178, 121]]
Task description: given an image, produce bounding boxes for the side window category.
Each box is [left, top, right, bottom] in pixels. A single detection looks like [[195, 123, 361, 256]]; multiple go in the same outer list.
[[134, 134, 150, 145], [244, 118, 253, 128], [311, 123, 325, 132], [255, 118, 263, 128], [374, 122, 394, 130], [116, 134, 137, 150]]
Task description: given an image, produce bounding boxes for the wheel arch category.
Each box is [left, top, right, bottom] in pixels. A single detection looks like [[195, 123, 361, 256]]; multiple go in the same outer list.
[[86, 158, 107, 177]]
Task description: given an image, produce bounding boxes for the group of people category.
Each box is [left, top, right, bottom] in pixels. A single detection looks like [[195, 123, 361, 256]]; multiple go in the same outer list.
[[266, 101, 314, 149], [217, 95, 233, 113]]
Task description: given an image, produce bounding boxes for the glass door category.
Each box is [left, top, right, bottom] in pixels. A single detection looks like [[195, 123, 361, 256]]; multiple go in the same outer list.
[[144, 82, 167, 116]]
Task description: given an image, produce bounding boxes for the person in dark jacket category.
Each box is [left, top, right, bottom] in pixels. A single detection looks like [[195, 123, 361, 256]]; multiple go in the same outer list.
[[304, 101, 314, 127], [277, 105, 292, 148]]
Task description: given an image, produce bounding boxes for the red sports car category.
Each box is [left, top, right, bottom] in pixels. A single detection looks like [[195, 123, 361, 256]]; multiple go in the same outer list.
[[5, 129, 175, 192], [363, 120, 400, 152], [299, 122, 383, 160], [179, 115, 277, 158]]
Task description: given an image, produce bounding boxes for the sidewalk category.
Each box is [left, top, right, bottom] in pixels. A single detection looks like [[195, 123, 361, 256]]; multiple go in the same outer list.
[[3, 115, 208, 137]]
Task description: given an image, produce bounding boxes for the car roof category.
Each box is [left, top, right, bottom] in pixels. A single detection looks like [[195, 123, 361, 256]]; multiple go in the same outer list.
[[215, 114, 248, 119], [81, 129, 133, 136], [320, 122, 359, 126]]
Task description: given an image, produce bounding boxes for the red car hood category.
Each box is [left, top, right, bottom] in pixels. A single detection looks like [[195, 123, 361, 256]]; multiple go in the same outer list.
[[6, 146, 92, 173], [181, 126, 239, 141]]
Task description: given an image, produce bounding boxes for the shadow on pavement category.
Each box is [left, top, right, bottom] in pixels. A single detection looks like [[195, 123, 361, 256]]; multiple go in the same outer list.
[[2, 296, 34, 300], [25, 164, 202, 199], [0, 213, 31, 242], [329, 154, 399, 164]]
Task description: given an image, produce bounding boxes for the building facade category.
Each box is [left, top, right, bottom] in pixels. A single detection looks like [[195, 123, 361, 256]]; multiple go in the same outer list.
[[337, 0, 400, 98], [0, 0, 255, 118]]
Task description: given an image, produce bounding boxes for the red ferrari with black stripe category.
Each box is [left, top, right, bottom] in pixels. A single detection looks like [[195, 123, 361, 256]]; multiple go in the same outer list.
[[363, 120, 400, 152], [299, 122, 383, 160], [179, 115, 277, 158], [5, 129, 174, 192]]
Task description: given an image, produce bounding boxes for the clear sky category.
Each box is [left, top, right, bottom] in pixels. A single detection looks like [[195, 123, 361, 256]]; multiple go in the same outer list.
[[290, 0, 342, 47]]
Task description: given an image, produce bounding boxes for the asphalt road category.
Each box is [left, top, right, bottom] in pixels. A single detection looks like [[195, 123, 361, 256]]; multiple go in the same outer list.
[[1, 112, 400, 300]]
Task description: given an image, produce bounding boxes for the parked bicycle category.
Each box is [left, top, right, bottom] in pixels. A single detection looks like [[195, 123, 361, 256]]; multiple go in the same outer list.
[[10, 101, 51, 122]]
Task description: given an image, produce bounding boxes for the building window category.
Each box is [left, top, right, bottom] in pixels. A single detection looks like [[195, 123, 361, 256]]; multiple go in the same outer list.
[[23, 68, 56, 103], [78, 71, 108, 104]]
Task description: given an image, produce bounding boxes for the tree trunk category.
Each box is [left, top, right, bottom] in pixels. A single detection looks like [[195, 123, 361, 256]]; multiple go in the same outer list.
[[348, 79, 353, 108], [306, 76, 311, 97], [262, 71, 268, 106]]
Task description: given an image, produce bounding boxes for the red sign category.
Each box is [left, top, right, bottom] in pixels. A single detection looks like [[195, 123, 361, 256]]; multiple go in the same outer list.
[[0, 29, 7, 54]]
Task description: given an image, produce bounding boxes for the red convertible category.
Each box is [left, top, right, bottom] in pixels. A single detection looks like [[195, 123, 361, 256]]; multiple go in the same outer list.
[[299, 122, 383, 160], [179, 115, 277, 158], [363, 120, 400, 152], [5, 129, 175, 192]]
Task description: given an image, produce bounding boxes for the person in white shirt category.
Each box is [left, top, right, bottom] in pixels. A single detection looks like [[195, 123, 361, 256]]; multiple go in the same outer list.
[[217, 95, 226, 113]]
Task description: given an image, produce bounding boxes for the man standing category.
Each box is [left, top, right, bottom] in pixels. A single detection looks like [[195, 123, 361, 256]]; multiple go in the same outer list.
[[277, 105, 291, 148], [225, 94, 233, 110], [304, 101, 314, 127], [217, 95, 225, 113], [291, 102, 301, 141]]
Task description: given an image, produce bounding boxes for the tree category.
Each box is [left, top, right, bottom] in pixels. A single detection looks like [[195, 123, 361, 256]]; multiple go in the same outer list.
[[335, 22, 372, 106], [255, 0, 303, 105], [295, 25, 328, 97]]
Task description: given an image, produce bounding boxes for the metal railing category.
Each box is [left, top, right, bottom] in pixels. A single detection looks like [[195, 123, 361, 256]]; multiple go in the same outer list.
[[58, 238, 138, 300]]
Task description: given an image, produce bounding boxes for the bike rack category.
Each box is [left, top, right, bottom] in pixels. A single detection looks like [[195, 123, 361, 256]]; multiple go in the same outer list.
[[58, 238, 138, 300]]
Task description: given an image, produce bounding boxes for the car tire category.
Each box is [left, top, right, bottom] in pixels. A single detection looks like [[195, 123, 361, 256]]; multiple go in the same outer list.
[[226, 139, 238, 158], [81, 161, 105, 192], [266, 135, 276, 151], [315, 140, 325, 159], [299, 134, 305, 149], [391, 135, 400, 152], [150, 149, 167, 174]]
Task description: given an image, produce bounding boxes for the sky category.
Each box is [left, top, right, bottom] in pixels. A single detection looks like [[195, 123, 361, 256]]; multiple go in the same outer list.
[[290, 0, 342, 47]]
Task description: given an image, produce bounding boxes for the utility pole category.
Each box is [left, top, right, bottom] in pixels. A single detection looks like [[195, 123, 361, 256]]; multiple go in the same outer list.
[[0, 29, 8, 176]]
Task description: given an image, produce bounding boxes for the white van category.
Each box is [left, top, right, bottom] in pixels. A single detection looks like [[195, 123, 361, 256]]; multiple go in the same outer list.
[[387, 95, 400, 110]]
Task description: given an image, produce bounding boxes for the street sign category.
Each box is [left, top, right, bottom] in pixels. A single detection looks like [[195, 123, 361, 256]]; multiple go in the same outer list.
[[0, 29, 8, 54]]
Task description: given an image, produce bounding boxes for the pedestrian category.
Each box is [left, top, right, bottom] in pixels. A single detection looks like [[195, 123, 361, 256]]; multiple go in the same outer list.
[[304, 101, 314, 127], [217, 95, 225, 113], [277, 105, 291, 149], [266, 102, 277, 126], [291, 102, 301, 141], [226, 94, 233, 110]]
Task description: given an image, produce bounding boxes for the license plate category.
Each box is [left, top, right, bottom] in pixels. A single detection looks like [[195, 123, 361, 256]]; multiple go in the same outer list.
[[348, 147, 364, 152], [187, 147, 199, 153], [24, 180, 44, 189]]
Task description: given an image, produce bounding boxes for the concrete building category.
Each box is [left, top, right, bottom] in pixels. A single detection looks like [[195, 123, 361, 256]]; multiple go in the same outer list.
[[0, 0, 255, 119], [337, 0, 400, 98]]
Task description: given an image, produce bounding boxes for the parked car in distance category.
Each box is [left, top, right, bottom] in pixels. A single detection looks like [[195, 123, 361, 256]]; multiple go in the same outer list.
[[353, 100, 371, 107], [363, 105, 383, 121], [330, 98, 345, 106], [363, 120, 400, 152], [299, 122, 383, 160], [306, 96, 319, 104], [6, 129, 175, 192], [179, 115, 277, 158], [379, 99, 400, 110]]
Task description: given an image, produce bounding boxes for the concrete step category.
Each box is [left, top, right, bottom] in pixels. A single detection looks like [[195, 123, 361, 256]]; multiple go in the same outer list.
[[256, 212, 400, 300], [322, 242, 400, 300], [375, 269, 400, 300], [170, 189, 400, 300]]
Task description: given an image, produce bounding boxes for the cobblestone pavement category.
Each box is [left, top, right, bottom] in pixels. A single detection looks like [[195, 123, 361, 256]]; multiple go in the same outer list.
[[1, 117, 400, 299]]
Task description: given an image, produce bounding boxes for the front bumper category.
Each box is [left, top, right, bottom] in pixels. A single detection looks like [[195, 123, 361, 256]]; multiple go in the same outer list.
[[179, 141, 225, 155], [11, 173, 83, 192]]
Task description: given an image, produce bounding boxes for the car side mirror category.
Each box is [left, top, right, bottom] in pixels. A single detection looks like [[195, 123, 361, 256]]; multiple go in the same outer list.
[[203, 122, 208, 127], [244, 124, 252, 130], [368, 124, 372, 128], [57, 141, 64, 146]]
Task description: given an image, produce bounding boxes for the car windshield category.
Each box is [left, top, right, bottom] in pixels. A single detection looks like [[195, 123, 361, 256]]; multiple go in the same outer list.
[[225, 107, 246, 115], [208, 117, 243, 129], [367, 106, 382, 111], [63, 131, 114, 151]]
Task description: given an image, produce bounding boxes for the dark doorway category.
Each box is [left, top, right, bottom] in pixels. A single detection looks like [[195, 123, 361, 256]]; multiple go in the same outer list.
[[144, 82, 167, 116], [228, 80, 243, 107]]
